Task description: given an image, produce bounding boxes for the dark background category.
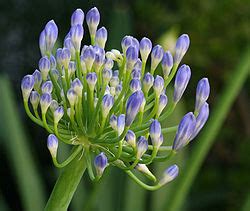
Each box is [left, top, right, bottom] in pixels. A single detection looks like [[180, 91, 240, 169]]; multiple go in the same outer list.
[[0, 0, 249, 210]]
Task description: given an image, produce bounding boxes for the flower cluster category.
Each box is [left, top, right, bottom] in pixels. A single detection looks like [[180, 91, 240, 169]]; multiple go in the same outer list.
[[21, 7, 210, 190]]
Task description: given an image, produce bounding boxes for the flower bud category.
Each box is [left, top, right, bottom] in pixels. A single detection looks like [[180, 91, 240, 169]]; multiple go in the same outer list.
[[64, 38, 75, 60], [130, 78, 141, 93], [94, 47, 105, 72], [39, 56, 50, 81], [134, 59, 142, 70], [44, 20, 58, 53], [30, 91, 40, 110], [51, 69, 60, 81], [139, 37, 152, 62], [67, 88, 77, 106], [159, 164, 179, 185], [104, 58, 114, 69], [102, 69, 112, 84], [60, 47, 71, 69], [86, 72, 97, 91], [41, 81, 53, 94], [126, 46, 138, 70], [95, 27, 108, 48], [39, 30, 46, 56], [94, 152, 108, 177], [54, 106, 64, 124], [153, 75, 164, 97], [157, 93, 168, 116], [190, 102, 209, 140], [143, 72, 154, 94], [125, 130, 136, 148], [162, 51, 173, 78], [21, 75, 35, 101], [174, 34, 190, 64], [151, 45, 164, 72], [71, 9, 84, 26], [40, 93, 52, 114], [195, 78, 210, 112], [136, 136, 148, 159], [70, 24, 84, 51], [131, 69, 141, 79], [173, 64, 191, 103], [67, 107, 75, 118], [110, 76, 119, 88], [68, 61, 76, 76], [32, 70, 42, 91], [149, 119, 162, 148], [47, 134, 58, 158], [82, 46, 95, 71], [115, 84, 122, 96], [102, 94, 114, 118], [110, 114, 117, 130], [50, 100, 58, 113], [86, 7, 100, 36], [117, 114, 125, 136], [71, 78, 83, 97], [121, 36, 133, 54], [135, 164, 156, 181], [172, 112, 196, 151], [125, 90, 144, 126]]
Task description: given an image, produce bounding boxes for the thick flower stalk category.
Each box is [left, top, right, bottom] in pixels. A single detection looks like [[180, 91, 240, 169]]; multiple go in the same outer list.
[[21, 7, 210, 193]]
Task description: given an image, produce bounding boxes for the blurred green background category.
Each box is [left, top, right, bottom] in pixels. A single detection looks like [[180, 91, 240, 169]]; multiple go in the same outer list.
[[0, 0, 249, 210]]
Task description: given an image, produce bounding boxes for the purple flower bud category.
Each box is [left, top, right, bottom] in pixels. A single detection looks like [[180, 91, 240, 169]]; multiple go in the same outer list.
[[21, 75, 35, 101], [130, 78, 141, 93], [102, 94, 114, 118], [172, 112, 196, 151], [136, 136, 148, 159], [150, 119, 162, 148], [44, 20, 58, 53], [82, 46, 95, 71], [95, 27, 108, 48], [32, 70, 42, 91], [60, 47, 71, 69], [70, 24, 84, 51], [71, 9, 84, 26], [113, 70, 119, 77], [160, 164, 179, 185], [30, 91, 40, 110], [54, 106, 64, 124], [174, 34, 190, 64], [157, 93, 168, 116], [143, 72, 154, 94], [39, 30, 46, 56], [67, 88, 77, 106], [50, 100, 58, 112], [110, 114, 117, 130], [132, 37, 139, 51], [104, 58, 114, 69], [47, 134, 58, 158], [94, 47, 105, 72], [68, 61, 76, 76], [139, 37, 152, 62], [71, 78, 83, 96], [195, 78, 210, 112], [131, 69, 141, 79], [55, 48, 63, 68], [190, 102, 209, 140], [125, 90, 144, 126], [64, 38, 75, 60], [49, 55, 57, 70], [134, 59, 142, 70], [117, 114, 125, 136], [115, 84, 122, 96], [153, 75, 164, 97], [39, 56, 50, 81], [40, 93, 52, 114], [151, 45, 164, 72], [162, 51, 173, 78], [110, 76, 119, 88], [126, 46, 139, 70], [121, 36, 133, 54], [101, 69, 111, 84], [94, 152, 108, 177], [125, 130, 136, 148], [86, 7, 100, 36], [173, 64, 191, 103], [86, 72, 97, 91], [51, 69, 60, 81], [41, 81, 53, 94]]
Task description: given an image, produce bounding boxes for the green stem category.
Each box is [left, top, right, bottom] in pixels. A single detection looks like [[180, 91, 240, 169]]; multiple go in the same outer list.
[[45, 153, 87, 211]]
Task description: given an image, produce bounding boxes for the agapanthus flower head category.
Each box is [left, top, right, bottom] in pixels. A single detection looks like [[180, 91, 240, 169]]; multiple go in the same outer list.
[[21, 7, 210, 190]]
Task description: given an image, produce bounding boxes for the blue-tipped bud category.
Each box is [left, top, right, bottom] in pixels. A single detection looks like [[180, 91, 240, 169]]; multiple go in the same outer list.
[[157, 93, 168, 116], [143, 72, 154, 94], [110, 114, 117, 130], [40, 93, 52, 114], [86, 72, 97, 91], [121, 36, 133, 54], [21, 75, 35, 101], [173, 64, 191, 103], [50, 100, 58, 112], [67, 88, 77, 106], [190, 102, 209, 140], [49, 55, 56, 70], [172, 112, 196, 151], [139, 37, 152, 62], [104, 58, 114, 69], [95, 27, 108, 48], [39, 30, 46, 56], [30, 91, 40, 110], [60, 47, 71, 69], [110, 76, 119, 88], [117, 114, 125, 136], [55, 48, 63, 68], [159, 164, 179, 185], [70, 24, 84, 51], [134, 59, 142, 70], [174, 34, 190, 64], [39, 56, 50, 81], [132, 37, 139, 51], [195, 78, 210, 112], [41, 81, 53, 94], [102, 94, 114, 118], [32, 70, 42, 91], [125, 130, 136, 148], [51, 69, 60, 81], [162, 51, 173, 78], [64, 38, 76, 60], [126, 46, 139, 70], [86, 7, 100, 36], [149, 119, 162, 148], [82, 46, 95, 71], [68, 61, 76, 76], [151, 45, 164, 72], [71, 78, 83, 96], [94, 152, 108, 177], [67, 107, 75, 118], [130, 78, 141, 93], [115, 84, 122, 96], [113, 70, 119, 77], [94, 47, 105, 72], [71, 9, 84, 26], [136, 136, 148, 159], [44, 20, 58, 53], [125, 90, 144, 126], [47, 134, 58, 158], [131, 69, 141, 79], [54, 106, 64, 124], [153, 75, 164, 97], [102, 69, 112, 84]]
